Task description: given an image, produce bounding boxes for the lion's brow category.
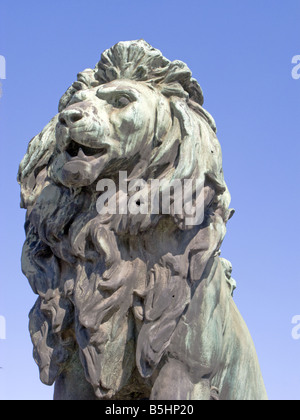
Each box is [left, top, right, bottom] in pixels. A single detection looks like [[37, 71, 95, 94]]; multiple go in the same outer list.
[[96, 87, 138, 100]]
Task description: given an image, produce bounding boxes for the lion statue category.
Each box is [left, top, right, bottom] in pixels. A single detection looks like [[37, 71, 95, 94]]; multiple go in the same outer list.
[[18, 40, 267, 400]]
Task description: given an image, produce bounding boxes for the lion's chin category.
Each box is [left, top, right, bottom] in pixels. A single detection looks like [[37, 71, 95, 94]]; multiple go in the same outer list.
[[61, 157, 107, 187]]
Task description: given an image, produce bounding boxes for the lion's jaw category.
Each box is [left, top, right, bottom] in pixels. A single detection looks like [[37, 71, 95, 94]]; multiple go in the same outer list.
[[53, 80, 166, 188]]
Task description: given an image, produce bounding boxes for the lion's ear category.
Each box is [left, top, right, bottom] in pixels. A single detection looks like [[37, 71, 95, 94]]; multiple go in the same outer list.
[[18, 115, 58, 209]]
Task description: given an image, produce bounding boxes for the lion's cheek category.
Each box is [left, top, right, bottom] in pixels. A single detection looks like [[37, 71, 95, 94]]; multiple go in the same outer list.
[[110, 109, 155, 155]]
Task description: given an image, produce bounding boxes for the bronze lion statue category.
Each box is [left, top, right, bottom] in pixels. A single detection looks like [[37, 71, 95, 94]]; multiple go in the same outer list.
[[18, 40, 267, 400]]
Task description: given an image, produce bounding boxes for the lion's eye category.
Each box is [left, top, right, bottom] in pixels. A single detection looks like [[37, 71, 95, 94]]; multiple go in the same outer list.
[[113, 96, 131, 108], [96, 88, 137, 108]]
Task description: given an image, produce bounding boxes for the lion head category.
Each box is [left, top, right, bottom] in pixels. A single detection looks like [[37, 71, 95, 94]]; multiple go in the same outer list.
[[53, 79, 172, 188], [18, 40, 233, 399]]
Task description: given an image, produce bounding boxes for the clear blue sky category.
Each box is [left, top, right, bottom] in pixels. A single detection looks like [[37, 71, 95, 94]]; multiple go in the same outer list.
[[0, 0, 300, 400]]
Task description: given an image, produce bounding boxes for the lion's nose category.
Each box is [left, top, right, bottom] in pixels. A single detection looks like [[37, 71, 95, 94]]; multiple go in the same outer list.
[[59, 109, 83, 127]]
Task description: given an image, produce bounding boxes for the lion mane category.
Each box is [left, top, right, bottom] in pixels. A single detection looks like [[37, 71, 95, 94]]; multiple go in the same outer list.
[[18, 40, 266, 400]]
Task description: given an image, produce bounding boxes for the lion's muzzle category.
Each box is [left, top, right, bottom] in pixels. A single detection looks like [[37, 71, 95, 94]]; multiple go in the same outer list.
[[55, 103, 112, 187]]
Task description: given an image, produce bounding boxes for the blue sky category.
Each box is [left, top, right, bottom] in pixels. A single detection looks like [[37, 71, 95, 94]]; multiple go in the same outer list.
[[0, 0, 300, 400]]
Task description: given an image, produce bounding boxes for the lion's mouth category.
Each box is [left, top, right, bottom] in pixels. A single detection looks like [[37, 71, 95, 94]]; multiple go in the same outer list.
[[66, 140, 107, 160]]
